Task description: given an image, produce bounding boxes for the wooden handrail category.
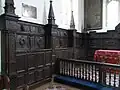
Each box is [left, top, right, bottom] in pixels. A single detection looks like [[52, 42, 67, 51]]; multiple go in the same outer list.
[[57, 58, 120, 68]]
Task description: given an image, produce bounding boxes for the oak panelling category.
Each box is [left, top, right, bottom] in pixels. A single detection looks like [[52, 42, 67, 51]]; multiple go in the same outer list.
[[44, 66, 51, 78], [19, 20, 45, 35], [53, 28, 68, 49], [74, 48, 86, 59], [88, 30, 120, 60], [35, 36, 45, 49], [76, 32, 84, 48], [34, 52, 44, 68], [27, 71, 35, 85], [55, 48, 70, 59], [9, 62, 16, 75], [14, 20, 52, 89], [35, 69, 44, 81], [29, 35, 35, 50], [45, 51, 52, 65], [16, 35, 45, 52], [52, 37, 59, 48], [27, 54, 36, 71], [16, 54, 26, 74], [10, 75, 17, 90], [15, 49, 52, 88], [55, 50, 62, 59], [6, 20, 21, 31], [5, 33, 17, 76], [16, 34, 29, 52], [17, 74, 25, 88]]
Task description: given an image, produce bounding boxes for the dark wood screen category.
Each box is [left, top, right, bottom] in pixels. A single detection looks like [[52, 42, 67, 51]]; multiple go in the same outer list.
[[15, 21, 52, 89], [0, 15, 79, 89]]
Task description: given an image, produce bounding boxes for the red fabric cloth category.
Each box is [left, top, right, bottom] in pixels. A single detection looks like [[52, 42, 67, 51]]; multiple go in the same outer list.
[[94, 50, 120, 64], [0, 75, 10, 90], [94, 50, 120, 73]]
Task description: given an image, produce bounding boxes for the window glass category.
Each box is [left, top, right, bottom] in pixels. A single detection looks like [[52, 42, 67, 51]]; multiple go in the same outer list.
[[107, 0, 119, 29]]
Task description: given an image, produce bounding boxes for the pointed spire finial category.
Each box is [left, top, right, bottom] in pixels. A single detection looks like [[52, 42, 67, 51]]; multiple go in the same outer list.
[[4, 0, 16, 15], [70, 11, 75, 29], [48, 0, 55, 24]]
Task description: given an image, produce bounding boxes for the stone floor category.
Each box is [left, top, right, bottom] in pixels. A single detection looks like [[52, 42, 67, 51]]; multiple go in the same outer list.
[[33, 82, 81, 90]]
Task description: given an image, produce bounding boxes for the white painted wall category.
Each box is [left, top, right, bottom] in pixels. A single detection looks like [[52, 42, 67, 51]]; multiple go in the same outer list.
[[78, 0, 84, 32], [14, 0, 80, 30], [0, 0, 4, 15], [14, 0, 67, 29], [0, 0, 83, 31], [73, 0, 79, 31]]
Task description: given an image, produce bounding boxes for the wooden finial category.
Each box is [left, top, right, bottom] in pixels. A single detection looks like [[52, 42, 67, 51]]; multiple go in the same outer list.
[[70, 11, 75, 29], [48, 0, 55, 24], [4, 0, 16, 15]]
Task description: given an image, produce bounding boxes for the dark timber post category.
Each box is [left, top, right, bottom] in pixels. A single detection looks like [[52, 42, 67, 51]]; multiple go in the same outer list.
[[0, 0, 20, 89], [45, 0, 58, 78], [68, 11, 77, 59]]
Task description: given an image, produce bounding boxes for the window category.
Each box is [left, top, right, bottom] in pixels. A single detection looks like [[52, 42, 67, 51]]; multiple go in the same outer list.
[[105, 0, 119, 30]]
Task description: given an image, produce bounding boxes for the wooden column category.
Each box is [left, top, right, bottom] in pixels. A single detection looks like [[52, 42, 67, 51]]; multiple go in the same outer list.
[[0, 0, 20, 89]]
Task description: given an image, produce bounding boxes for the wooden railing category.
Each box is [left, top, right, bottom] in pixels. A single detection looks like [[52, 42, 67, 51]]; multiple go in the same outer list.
[[55, 58, 120, 88]]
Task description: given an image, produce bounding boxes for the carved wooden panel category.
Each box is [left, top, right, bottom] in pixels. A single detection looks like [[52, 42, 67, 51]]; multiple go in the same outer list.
[[89, 39, 102, 48], [53, 37, 59, 48], [8, 33, 16, 62], [16, 54, 26, 73], [35, 36, 45, 49], [29, 36, 34, 50], [9, 62, 16, 75], [17, 74, 25, 88], [8, 33, 16, 75], [10, 75, 17, 90], [55, 49, 70, 59], [16, 34, 29, 52], [27, 54, 35, 70], [38, 26, 45, 34], [35, 69, 43, 81], [45, 51, 52, 65], [13, 21, 49, 89], [62, 50, 68, 59], [53, 28, 68, 48], [102, 39, 119, 49], [22, 25, 30, 32], [55, 50, 62, 58], [76, 33, 83, 48], [19, 21, 45, 35], [44, 66, 51, 78], [34, 52, 44, 68], [68, 48, 74, 59], [27, 71, 35, 84], [30, 26, 38, 33], [6, 20, 21, 31]]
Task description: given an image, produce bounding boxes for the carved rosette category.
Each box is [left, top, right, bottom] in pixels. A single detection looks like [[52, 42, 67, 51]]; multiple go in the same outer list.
[[19, 37, 26, 46], [36, 37, 44, 48], [37, 38, 41, 47]]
